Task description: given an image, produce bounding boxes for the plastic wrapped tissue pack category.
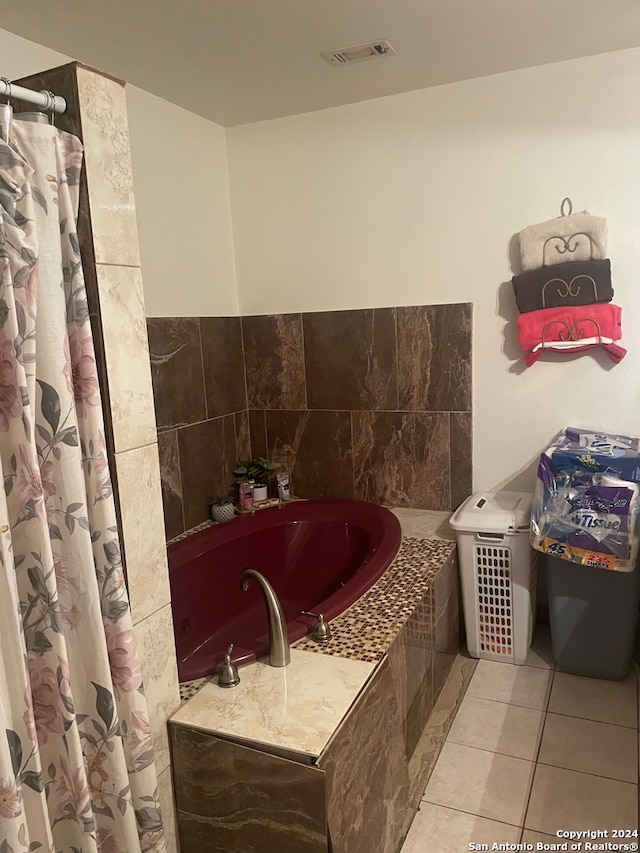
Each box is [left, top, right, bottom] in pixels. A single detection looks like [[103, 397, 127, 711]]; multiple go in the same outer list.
[[530, 428, 640, 571]]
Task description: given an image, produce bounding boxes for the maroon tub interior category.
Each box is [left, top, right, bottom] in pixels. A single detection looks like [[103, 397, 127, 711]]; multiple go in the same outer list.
[[168, 499, 401, 682]]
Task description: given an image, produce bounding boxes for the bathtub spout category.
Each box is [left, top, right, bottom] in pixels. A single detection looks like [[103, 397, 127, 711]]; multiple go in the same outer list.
[[240, 569, 291, 667]]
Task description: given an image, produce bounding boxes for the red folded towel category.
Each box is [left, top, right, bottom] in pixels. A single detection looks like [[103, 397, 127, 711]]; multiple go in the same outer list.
[[517, 303, 626, 367]]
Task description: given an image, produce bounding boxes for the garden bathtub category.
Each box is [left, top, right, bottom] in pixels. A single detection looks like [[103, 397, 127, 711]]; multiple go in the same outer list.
[[168, 499, 402, 681]]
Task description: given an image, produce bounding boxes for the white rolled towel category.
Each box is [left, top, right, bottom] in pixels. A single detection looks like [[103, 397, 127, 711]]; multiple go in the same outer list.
[[519, 211, 607, 271]]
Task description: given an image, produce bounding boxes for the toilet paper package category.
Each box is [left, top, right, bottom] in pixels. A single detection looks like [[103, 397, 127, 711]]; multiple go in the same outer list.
[[531, 428, 640, 571], [549, 427, 640, 483]]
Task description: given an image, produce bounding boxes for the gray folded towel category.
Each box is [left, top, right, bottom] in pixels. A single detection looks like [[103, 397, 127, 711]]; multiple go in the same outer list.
[[519, 211, 607, 271], [512, 259, 613, 313]]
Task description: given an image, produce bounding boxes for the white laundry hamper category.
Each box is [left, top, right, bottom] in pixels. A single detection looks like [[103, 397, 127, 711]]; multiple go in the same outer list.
[[450, 491, 537, 665]]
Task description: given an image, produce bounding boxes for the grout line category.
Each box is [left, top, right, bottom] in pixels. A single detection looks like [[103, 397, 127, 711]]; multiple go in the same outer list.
[[180, 407, 471, 416], [239, 316, 250, 416], [299, 313, 309, 410], [196, 318, 208, 420], [132, 598, 170, 629], [460, 690, 552, 712], [519, 671, 555, 834], [438, 740, 537, 763], [262, 409, 268, 456], [541, 708, 639, 731], [114, 438, 159, 456], [158, 411, 250, 434], [95, 261, 142, 270], [413, 801, 522, 830], [168, 428, 186, 537], [475, 660, 552, 672], [349, 411, 356, 499], [447, 411, 453, 512], [393, 307, 400, 411], [534, 760, 638, 786], [420, 790, 526, 829], [520, 649, 555, 834]]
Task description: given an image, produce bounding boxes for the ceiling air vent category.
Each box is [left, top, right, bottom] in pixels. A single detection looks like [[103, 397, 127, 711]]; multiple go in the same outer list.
[[321, 39, 396, 67]]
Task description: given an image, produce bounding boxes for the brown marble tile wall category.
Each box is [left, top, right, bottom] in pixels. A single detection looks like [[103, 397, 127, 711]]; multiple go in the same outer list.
[[242, 314, 306, 409], [379, 551, 459, 776], [318, 655, 411, 853], [148, 318, 207, 430], [450, 412, 473, 512], [352, 411, 450, 510], [381, 552, 461, 828], [200, 317, 247, 418], [397, 304, 472, 411], [158, 430, 183, 541], [170, 724, 327, 853], [264, 410, 354, 499], [150, 303, 472, 538], [148, 316, 248, 539], [303, 308, 397, 410], [244, 304, 472, 511], [389, 594, 436, 764], [247, 409, 268, 459], [406, 653, 478, 814], [432, 551, 460, 701]]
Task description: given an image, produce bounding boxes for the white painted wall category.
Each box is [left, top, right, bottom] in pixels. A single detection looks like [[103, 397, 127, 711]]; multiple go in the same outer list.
[[4, 24, 640, 492], [0, 26, 239, 318], [126, 86, 239, 316], [0, 27, 70, 76], [227, 48, 640, 494]]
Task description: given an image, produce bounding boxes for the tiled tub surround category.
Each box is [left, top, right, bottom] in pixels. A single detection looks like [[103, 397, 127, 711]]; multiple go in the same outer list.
[[169, 513, 460, 853], [147, 304, 472, 541], [247, 304, 472, 512]]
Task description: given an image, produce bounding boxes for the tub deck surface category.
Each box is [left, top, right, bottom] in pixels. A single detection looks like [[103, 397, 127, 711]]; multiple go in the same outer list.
[[176, 529, 456, 749]]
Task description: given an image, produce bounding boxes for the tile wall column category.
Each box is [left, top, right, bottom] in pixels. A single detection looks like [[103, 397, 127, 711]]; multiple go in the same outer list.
[[74, 66, 180, 852], [16, 62, 180, 852]]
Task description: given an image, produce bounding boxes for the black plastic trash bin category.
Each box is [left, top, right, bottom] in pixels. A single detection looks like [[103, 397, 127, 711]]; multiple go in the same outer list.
[[546, 555, 640, 680]]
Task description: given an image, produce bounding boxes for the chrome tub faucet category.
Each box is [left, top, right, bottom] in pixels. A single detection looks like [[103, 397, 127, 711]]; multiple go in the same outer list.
[[240, 568, 291, 667]]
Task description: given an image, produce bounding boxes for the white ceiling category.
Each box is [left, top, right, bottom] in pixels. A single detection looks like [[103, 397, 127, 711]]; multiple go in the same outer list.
[[2, 0, 640, 126]]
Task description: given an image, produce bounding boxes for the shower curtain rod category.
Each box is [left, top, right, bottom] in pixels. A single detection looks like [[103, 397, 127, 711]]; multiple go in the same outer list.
[[0, 77, 66, 114]]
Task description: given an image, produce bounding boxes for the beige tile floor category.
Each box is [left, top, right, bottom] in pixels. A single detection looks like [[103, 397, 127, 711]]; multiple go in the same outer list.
[[401, 627, 640, 853]]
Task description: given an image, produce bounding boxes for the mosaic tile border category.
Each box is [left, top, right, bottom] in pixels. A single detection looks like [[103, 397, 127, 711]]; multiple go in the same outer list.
[[168, 518, 213, 545], [179, 677, 208, 703], [167, 497, 313, 546], [294, 537, 455, 662]]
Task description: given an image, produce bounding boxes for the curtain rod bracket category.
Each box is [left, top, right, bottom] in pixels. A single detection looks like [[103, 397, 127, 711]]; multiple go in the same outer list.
[[0, 77, 66, 114]]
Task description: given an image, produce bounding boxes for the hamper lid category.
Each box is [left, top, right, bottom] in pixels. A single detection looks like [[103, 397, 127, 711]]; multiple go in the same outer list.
[[449, 490, 532, 535]]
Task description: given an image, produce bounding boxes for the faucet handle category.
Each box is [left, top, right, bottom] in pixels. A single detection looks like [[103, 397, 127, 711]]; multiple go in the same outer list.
[[218, 643, 240, 688], [302, 611, 332, 645]]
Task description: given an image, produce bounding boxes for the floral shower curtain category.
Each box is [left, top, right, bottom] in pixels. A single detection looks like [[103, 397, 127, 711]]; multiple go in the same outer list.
[[0, 121, 165, 852]]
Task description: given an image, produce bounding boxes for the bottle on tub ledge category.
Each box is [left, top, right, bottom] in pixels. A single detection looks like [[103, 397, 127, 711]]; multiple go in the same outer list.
[[238, 481, 254, 511], [277, 471, 291, 502]]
